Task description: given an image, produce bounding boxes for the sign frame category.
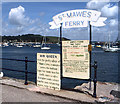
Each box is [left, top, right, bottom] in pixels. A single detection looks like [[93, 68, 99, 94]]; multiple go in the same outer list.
[[47, 9, 107, 97], [62, 40, 90, 80], [49, 9, 107, 29], [37, 53, 61, 90]]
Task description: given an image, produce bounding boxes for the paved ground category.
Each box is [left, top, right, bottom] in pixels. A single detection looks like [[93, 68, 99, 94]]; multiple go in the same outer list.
[[2, 84, 76, 102], [0, 77, 120, 103], [1, 77, 96, 103]]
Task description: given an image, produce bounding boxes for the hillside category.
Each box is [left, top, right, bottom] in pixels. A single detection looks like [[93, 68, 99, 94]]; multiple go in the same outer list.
[[1, 34, 70, 43]]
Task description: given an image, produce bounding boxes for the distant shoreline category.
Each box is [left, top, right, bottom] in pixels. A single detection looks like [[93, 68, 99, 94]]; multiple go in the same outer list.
[[0, 34, 70, 43]]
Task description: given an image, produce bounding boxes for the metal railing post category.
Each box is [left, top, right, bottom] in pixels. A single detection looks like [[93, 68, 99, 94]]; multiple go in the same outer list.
[[0, 57, 37, 85], [24, 57, 28, 85], [93, 61, 97, 98], [89, 22, 92, 90], [60, 23, 63, 89]]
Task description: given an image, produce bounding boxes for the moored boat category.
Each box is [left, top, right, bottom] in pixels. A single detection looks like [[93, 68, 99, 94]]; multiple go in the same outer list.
[[16, 45, 23, 48], [96, 45, 101, 48], [33, 44, 41, 48], [41, 35, 51, 50], [104, 47, 119, 52], [41, 46, 51, 50]]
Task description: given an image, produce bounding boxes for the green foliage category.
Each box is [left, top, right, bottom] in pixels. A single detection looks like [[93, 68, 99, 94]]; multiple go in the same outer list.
[[1, 34, 70, 43]]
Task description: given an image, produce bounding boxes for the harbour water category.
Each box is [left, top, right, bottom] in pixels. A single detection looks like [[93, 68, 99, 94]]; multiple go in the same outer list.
[[1, 44, 119, 88]]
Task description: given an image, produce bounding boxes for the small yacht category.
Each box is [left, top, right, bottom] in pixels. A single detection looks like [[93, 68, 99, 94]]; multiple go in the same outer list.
[[103, 43, 119, 52], [104, 47, 119, 52], [103, 38, 119, 52], [3, 43, 9, 47], [0, 44, 2, 47], [0, 72, 3, 78], [16, 45, 23, 48], [56, 37, 60, 46], [56, 43, 60, 46], [91, 44, 95, 48], [33, 44, 41, 48], [103, 33, 119, 52], [41, 36, 51, 50], [41, 46, 51, 50]]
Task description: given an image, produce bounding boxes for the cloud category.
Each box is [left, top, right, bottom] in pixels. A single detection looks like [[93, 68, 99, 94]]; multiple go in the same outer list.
[[2, 18, 47, 36], [9, 6, 30, 26], [86, 0, 118, 41], [101, 4, 118, 17], [3, 3, 118, 41], [86, 0, 109, 10], [109, 19, 118, 27], [2, 20, 25, 36], [5, 6, 39, 35], [86, 0, 118, 17], [2, 25, 24, 35]]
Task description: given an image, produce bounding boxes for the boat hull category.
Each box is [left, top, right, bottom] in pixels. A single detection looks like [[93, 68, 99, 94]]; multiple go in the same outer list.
[[41, 47, 51, 50]]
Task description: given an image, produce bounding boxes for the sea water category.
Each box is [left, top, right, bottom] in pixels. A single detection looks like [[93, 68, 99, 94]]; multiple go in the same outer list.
[[1, 45, 119, 88]]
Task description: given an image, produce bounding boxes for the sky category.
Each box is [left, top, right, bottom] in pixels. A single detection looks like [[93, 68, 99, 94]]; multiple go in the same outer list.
[[2, 1, 119, 41]]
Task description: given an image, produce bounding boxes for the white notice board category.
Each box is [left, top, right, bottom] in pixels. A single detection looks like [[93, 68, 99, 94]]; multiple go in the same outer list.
[[37, 53, 61, 90], [62, 40, 90, 79]]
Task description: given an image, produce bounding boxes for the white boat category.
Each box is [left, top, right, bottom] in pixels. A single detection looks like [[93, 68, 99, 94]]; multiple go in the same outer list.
[[33, 44, 41, 48], [103, 42, 119, 52], [103, 33, 119, 52], [3, 43, 9, 47], [16, 45, 23, 48], [104, 47, 119, 52], [56, 43, 60, 46], [102, 42, 108, 50], [10, 43, 14, 46], [0, 72, 3, 78], [92, 44, 95, 48], [102, 45, 108, 50], [41, 46, 51, 50], [41, 36, 51, 50], [56, 37, 60, 46], [0, 44, 2, 47]]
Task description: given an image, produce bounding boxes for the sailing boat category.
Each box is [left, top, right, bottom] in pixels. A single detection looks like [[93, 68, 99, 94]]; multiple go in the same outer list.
[[104, 46, 119, 52], [102, 42, 107, 50], [41, 36, 51, 50], [104, 33, 119, 52], [33, 40, 41, 48], [56, 37, 60, 46]]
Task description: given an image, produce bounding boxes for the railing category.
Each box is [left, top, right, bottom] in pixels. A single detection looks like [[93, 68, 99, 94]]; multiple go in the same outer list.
[[0, 57, 37, 85], [0, 57, 98, 98]]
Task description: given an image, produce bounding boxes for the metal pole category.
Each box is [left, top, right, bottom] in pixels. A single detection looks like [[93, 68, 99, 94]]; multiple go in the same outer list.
[[24, 57, 28, 85], [93, 61, 97, 98], [60, 23, 63, 89], [89, 22, 92, 90]]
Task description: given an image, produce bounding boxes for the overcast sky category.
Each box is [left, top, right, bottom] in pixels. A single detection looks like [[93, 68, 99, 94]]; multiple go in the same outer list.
[[2, 1, 119, 41]]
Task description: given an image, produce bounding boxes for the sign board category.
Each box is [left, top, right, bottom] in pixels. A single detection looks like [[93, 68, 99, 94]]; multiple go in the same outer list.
[[37, 53, 61, 90], [49, 9, 107, 29], [62, 40, 90, 79], [53, 9, 101, 24]]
